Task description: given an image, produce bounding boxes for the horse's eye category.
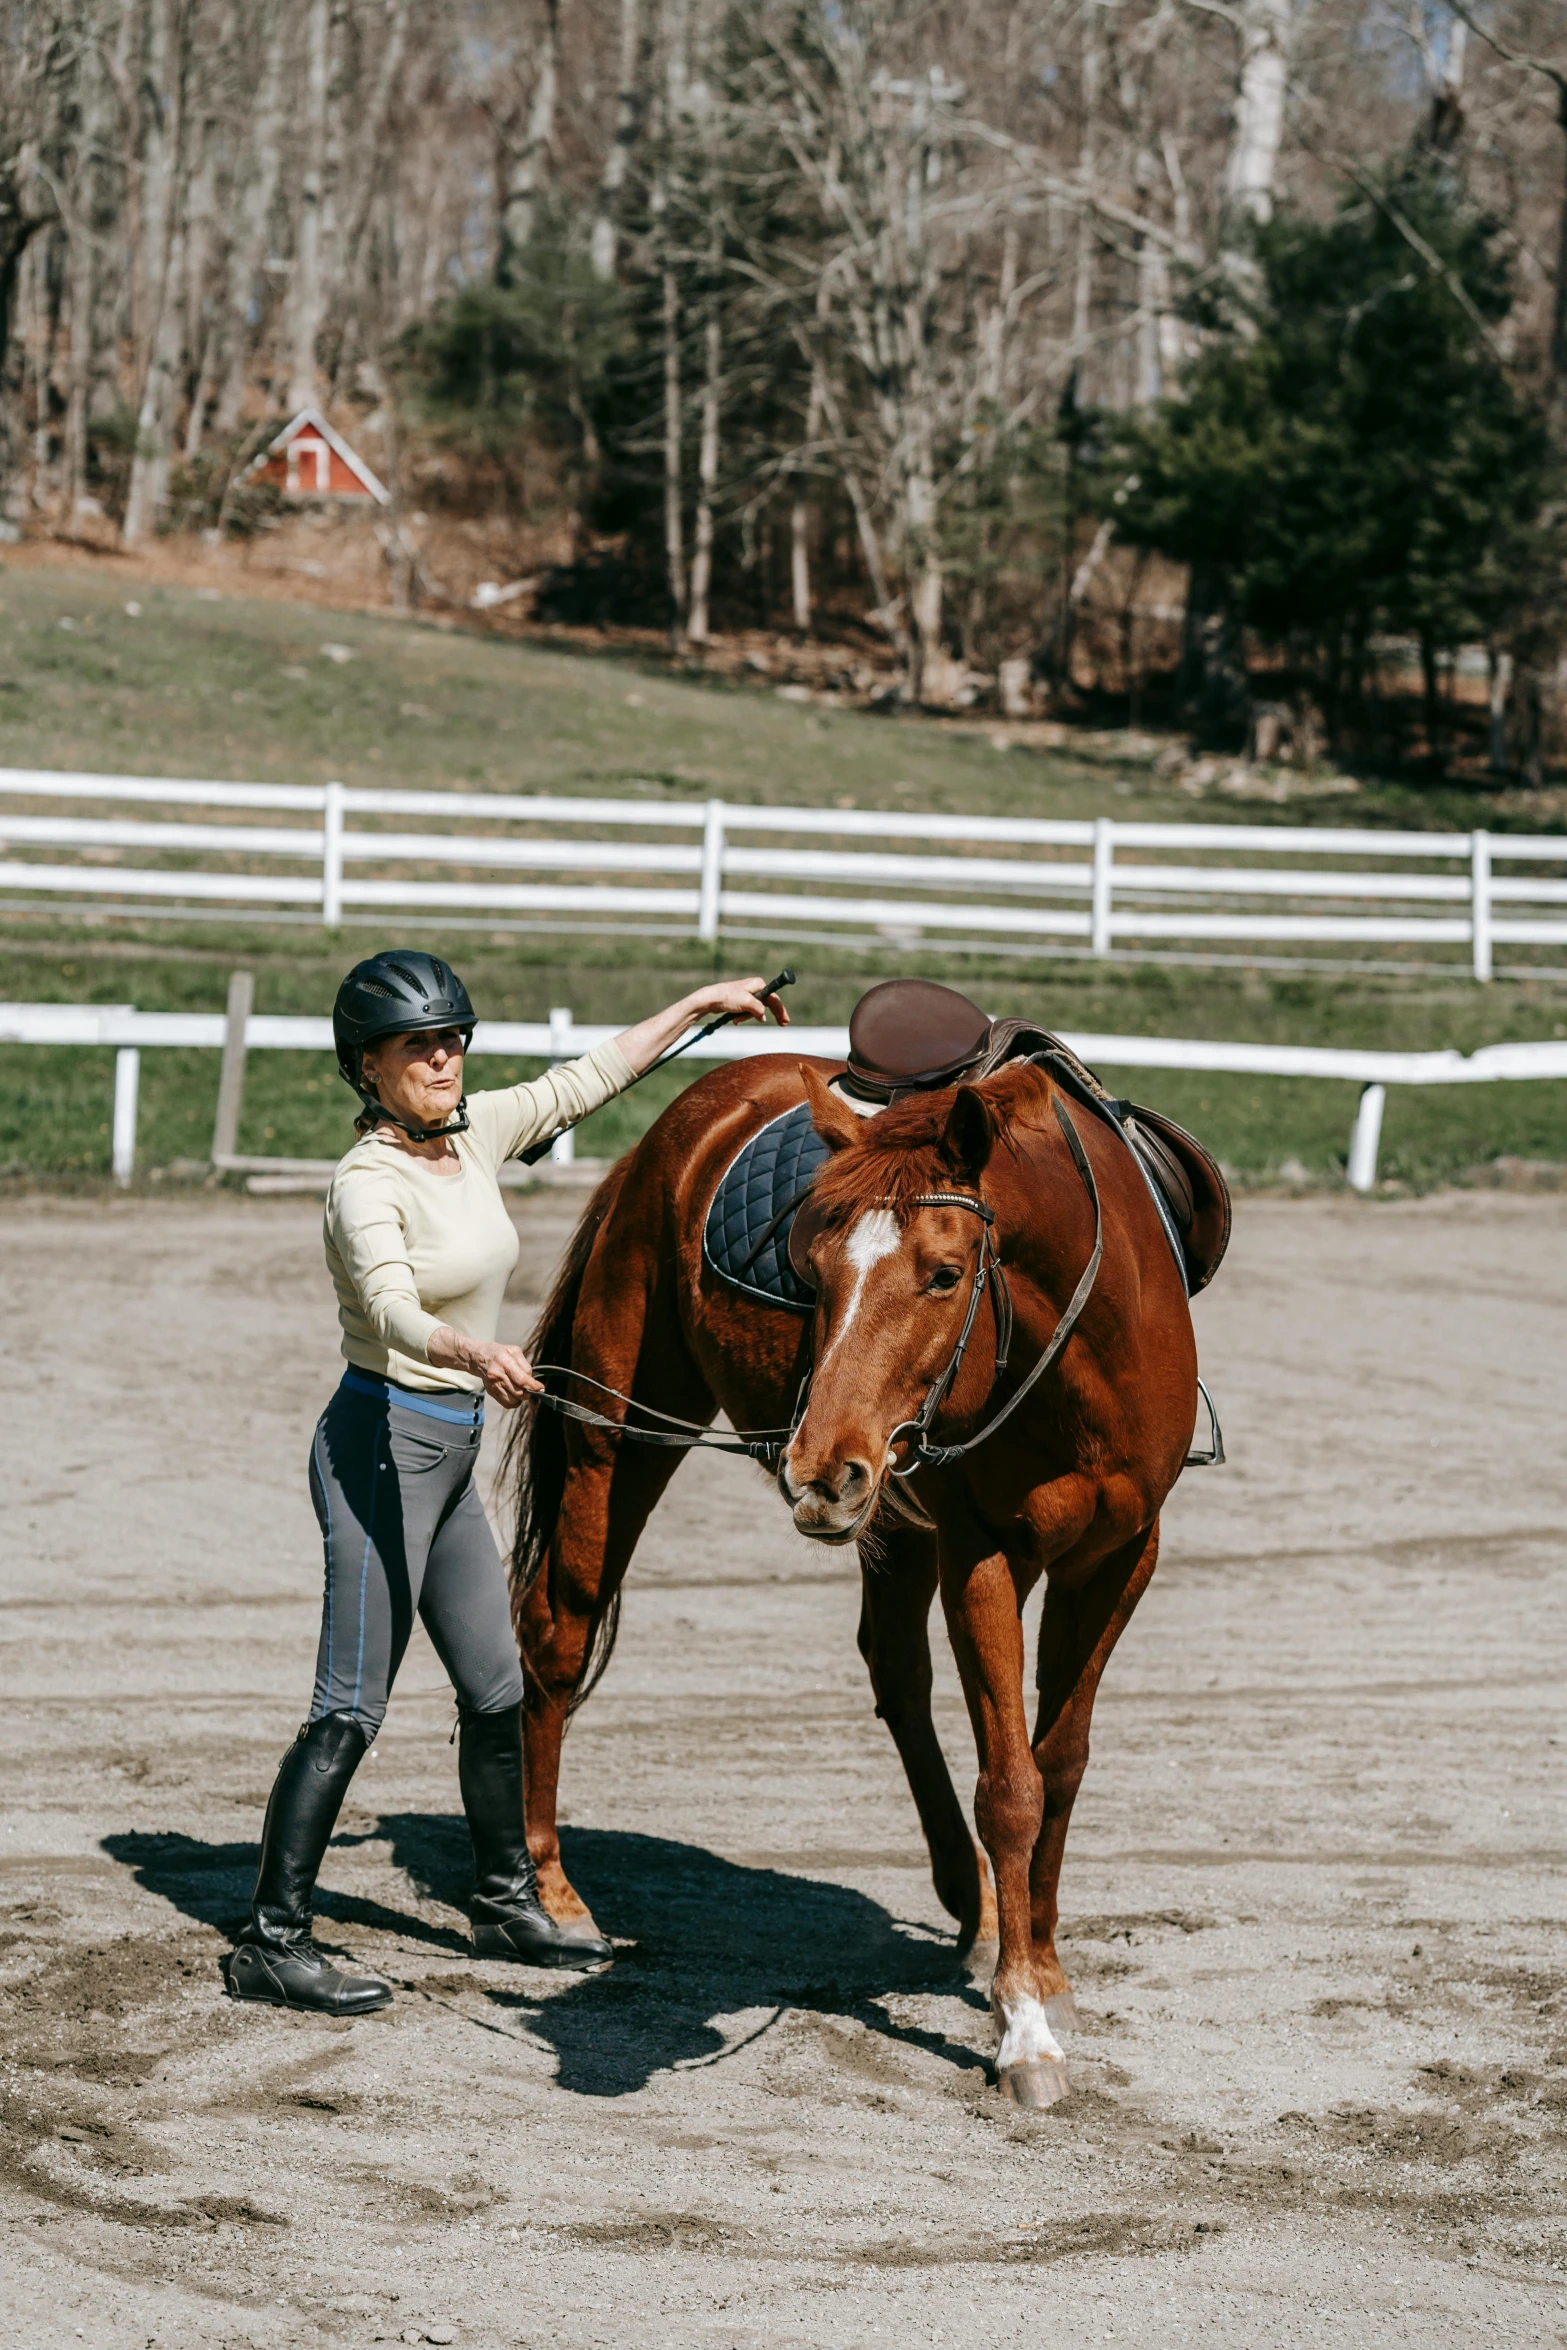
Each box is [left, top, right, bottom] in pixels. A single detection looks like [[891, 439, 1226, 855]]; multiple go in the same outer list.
[[927, 1266, 962, 1294]]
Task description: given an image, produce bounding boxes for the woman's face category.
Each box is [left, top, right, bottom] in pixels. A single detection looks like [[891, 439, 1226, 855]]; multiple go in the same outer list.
[[359, 1027, 466, 1129]]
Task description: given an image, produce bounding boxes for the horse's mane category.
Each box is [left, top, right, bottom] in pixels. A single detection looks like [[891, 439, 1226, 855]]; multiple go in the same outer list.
[[805, 1061, 1050, 1226]]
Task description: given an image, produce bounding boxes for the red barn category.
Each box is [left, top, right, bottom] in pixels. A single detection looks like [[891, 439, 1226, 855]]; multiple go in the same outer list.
[[249, 408, 389, 504]]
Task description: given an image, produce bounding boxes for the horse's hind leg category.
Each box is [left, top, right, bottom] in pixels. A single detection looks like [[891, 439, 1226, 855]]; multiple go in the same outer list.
[[1028, 1520, 1161, 2032], [857, 1523, 998, 1955]]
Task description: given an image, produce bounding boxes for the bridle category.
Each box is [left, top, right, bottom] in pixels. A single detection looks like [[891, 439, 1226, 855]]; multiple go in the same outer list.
[[884, 1096, 1102, 1474], [528, 1095, 1103, 1482]]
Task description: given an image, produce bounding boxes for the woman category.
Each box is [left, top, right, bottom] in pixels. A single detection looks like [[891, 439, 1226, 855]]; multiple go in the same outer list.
[[224, 948, 787, 2015]]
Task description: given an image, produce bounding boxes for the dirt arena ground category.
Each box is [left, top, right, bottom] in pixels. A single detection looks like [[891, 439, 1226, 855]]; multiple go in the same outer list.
[[3, 1185, 1566, 2348]]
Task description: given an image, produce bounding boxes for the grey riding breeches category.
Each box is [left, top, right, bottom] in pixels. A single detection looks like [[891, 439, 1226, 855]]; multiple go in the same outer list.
[[307, 1371, 524, 1735]]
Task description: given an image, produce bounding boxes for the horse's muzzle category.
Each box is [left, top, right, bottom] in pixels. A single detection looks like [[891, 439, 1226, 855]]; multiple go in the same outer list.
[[777, 1450, 880, 1545]]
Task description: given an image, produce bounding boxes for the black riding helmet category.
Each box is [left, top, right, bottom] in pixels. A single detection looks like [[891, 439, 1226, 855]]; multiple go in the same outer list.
[[333, 949, 476, 1139]]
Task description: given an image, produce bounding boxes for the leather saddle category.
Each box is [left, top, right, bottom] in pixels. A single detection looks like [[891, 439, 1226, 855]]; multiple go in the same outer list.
[[833, 980, 1231, 1295], [700, 979, 1231, 1310]]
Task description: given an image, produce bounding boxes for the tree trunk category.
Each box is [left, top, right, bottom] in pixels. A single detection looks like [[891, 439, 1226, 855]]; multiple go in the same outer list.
[[1489, 647, 1513, 774], [124, 0, 188, 542], [661, 252, 685, 636], [1159, 129, 1195, 381], [65, 207, 96, 507], [654, 0, 688, 640], [213, 0, 287, 435], [63, 17, 118, 509], [790, 364, 825, 634], [686, 225, 721, 646], [500, 0, 559, 276], [337, 0, 409, 300], [983, 215, 1018, 407], [130, 0, 175, 394], [591, 0, 641, 283], [1552, 81, 1567, 423], [1430, 15, 1467, 147], [288, 0, 331, 413], [907, 470, 943, 702], [180, 97, 218, 459], [1224, 0, 1291, 235], [1420, 631, 1443, 773], [123, 202, 188, 540], [1070, 11, 1101, 393]]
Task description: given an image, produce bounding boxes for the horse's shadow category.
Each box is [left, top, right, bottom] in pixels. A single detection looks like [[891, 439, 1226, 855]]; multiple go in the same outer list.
[[103, 1818, 990, 2098]]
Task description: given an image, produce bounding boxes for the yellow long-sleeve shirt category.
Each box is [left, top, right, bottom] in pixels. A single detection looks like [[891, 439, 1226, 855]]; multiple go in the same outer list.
[[323, 1043, 635, 1393]]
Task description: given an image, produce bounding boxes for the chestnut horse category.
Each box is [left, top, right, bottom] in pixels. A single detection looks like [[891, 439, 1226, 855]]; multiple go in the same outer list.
[[506, 1051, 1199, 2105]]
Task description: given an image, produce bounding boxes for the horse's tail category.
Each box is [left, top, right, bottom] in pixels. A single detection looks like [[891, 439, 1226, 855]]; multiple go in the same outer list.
[[504, 1155, 632, 1716]]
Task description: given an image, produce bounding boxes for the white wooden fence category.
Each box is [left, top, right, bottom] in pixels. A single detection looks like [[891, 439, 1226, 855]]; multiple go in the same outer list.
[[5, 768, 1567, 978], [6, 997, 1567, 1196]]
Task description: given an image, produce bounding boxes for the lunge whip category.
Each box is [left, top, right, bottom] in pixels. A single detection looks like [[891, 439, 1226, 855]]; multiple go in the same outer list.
[[517, 968, 797, 1166]]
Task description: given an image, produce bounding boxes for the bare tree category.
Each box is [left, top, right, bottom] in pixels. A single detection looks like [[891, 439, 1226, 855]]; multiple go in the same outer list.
[[123, 0, 190, 540], [499, 0, 560, 270], [1446, 1, 1567, 414], [287, 0, 331, 412], [1223, 0, 1291, 233], [592, 0, 643, 281], [212, 0, 288, 433]]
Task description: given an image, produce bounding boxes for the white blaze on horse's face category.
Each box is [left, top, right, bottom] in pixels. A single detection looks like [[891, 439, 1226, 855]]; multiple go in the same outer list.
[[782, 1206, 917, 1542], [818, 1208, 902, 1366]]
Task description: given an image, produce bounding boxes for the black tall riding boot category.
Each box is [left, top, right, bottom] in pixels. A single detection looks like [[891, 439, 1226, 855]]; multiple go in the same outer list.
[[459, 1703, 611, 1967], [223, 1711, 392, 2014]]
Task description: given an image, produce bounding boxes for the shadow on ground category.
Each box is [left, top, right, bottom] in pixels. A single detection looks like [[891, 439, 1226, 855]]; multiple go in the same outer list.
[[103, 1818, 988, 2098], [390, 1816, 990, 2097]]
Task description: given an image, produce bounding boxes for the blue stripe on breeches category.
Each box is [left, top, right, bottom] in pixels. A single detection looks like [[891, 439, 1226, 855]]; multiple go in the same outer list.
[[307, 1374, 524, 1735]]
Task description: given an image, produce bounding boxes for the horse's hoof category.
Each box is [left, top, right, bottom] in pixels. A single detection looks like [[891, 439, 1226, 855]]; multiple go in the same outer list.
[[552, 1915, 613, 1955], [1042, 1991, 1080, 2035], [998, 2058, 1070, 2109]]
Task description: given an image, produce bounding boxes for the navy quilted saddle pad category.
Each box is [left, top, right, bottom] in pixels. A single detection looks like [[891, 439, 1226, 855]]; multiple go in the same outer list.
[[703, 1102, 832, 1310]]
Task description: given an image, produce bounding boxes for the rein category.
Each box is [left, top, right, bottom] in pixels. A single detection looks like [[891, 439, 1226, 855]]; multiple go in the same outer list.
[[528, 1364, 797, 1461]]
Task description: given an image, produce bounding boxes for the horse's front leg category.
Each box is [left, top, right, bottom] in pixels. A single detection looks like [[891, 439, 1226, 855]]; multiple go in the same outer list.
[[939, 1538, 1065, 2107], [1029, 1520, 1161, 2031], [857, 1521, 998, 1953]]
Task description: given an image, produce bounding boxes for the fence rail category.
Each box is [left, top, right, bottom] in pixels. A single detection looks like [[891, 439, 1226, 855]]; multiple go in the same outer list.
[[6, 769, 1567, 976], [7, 995, 1567, 1196]]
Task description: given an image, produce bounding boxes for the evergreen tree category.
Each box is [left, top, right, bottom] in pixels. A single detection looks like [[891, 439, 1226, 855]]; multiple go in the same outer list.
[[1115, 161, 1558, 760]]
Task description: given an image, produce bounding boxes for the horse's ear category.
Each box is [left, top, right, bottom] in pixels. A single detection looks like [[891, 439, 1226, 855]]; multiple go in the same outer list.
[[800, 1063, 861, 1152], [941, 1084, 996, 1183]]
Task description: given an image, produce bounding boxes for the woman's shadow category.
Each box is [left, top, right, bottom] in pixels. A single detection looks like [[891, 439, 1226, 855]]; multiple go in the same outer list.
[[103, 1816, 990, 2098]]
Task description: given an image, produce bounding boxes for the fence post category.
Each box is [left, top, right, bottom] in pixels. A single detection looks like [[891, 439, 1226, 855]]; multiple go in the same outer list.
[[1346, 1082, 1386, 1193], [322, 780, 345, 928], [697, 800, 725, 944], [1471, 829, 1492, 984], [1091, 817, 1114, 957], [112, 1047, 140, 1186], [211, 969, 255, 1164], [547, 1005, 575, 1163]]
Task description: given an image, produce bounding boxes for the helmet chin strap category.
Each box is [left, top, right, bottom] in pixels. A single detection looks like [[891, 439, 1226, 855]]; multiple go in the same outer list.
[[357, 1088, 470, 1142]]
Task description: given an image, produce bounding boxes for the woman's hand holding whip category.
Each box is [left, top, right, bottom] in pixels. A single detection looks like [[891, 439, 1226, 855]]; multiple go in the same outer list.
[[517, 971, 794, 1166], [613, 972, 792, 1077]]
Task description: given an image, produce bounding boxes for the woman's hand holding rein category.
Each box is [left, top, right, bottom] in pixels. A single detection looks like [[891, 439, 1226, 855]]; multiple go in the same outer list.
[[426, 1327, 543, 1405], [612, 974, 789, 1078]]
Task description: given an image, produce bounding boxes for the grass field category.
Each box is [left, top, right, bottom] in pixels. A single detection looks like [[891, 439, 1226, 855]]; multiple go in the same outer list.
[[4, 558, 1567, 1189]]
